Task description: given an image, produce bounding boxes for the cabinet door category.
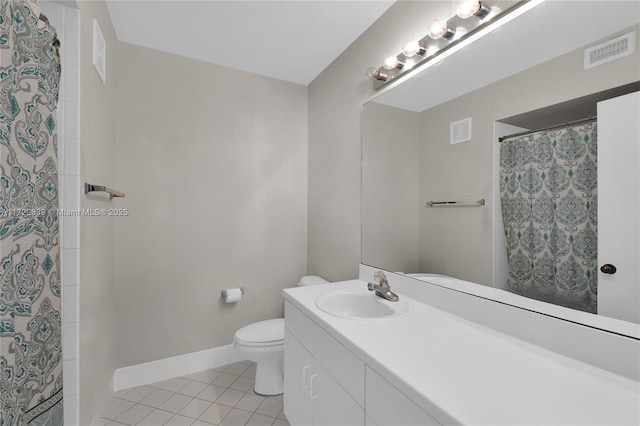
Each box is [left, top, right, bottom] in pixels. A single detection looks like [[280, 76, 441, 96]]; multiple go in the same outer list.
[[366, 367, 439, 426], [311, 360, 364, 426], [284, 329, 313, 426]]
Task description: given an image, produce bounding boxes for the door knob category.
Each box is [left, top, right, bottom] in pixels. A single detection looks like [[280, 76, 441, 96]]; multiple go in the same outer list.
[[600, 264, 617, 274]]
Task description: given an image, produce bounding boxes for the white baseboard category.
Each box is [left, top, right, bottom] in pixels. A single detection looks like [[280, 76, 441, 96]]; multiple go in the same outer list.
[[114, 345, 240, 391]]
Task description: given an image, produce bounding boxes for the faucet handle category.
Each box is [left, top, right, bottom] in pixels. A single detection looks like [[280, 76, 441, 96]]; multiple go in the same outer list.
[[373, 271, 389, 287]]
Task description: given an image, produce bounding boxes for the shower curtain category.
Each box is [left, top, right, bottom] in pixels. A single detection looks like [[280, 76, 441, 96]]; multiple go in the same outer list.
[[500, 122, 598, 313], [0, 0, 63, 424]]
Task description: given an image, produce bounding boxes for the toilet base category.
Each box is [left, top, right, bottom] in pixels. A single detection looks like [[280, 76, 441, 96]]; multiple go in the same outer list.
[[233, 340, 284, 396], [252, 353, 283, 396]]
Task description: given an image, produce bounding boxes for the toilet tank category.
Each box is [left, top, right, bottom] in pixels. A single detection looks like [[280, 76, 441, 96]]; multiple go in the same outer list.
[[298, 275, 328, 287]]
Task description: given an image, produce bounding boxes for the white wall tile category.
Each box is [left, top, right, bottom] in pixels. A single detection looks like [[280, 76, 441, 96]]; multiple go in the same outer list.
[[63, 176, 79, 211], [62, 216, 79, 249], [63, 28, 80, 67], [63, 395, 79, 426], [62, 249, 79, 287], [62, 286, 78, 323], [64, 6, 80, 30], [63, 138, 79, 177], [57, 136, 66, 176], [47, 4, 81, 425], [62, 322, 78, 361], [64, 101, 79, 139], [63, 64, 79, 103], [63, 359, 79, 396]]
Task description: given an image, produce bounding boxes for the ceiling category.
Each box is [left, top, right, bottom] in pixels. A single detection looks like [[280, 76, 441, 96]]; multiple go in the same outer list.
[[105, 0, 395, 86]]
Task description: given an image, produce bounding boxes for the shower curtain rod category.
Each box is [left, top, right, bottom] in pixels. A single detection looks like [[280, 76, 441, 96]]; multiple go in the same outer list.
[[498, 116, 596, 142]]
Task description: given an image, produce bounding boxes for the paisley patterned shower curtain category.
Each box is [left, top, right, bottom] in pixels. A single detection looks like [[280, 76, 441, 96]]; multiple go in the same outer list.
[[0, 0, 63, 424], [500, 122, 598, 313]]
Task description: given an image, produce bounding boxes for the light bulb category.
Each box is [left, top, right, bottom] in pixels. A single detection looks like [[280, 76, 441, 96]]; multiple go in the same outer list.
[[457, 0, 480, 18], [365, 66, 388, 81], [452, 27, 468, 41], [457, 0, 490, 19], [401, 38, 425, 57], [428, 18, 455, 40], [426, 45, 439, 57], [383, 54, 404, 70]]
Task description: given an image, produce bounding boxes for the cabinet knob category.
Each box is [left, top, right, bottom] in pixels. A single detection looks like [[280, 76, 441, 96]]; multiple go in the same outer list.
[[600, 264, 617, 275]]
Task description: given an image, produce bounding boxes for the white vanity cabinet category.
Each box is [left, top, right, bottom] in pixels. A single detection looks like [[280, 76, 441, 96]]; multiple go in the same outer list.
[[284, 300, 439, 426], [284, 301, 365, 426], [365, 367, 439, 426]]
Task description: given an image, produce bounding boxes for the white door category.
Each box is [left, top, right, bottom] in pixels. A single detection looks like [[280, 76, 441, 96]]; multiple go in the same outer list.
[[597, 91, 640, 323]]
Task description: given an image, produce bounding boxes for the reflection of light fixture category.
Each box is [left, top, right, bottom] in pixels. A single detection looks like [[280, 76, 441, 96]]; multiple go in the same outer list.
[[365, 66, 389, 81], [383, 54, 404, 70], [452, 27, 468, 41], [428, 18, 455, 40], [426, 44, 439, 57], [456, 0, 490, 19], [402, 38, 426, 57]]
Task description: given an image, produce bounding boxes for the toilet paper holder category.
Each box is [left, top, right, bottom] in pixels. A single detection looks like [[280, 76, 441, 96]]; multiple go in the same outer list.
[[221, 287, 245, 299]]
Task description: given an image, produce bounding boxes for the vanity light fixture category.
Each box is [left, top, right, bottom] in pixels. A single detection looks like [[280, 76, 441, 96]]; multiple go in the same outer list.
[[383, 53, 405, 70], [428, 18, 456, 40], [401, 38, 427, 58], [456, 0, 490, 19], [365, 66, 389, 82], [366, 0, 546, 88]]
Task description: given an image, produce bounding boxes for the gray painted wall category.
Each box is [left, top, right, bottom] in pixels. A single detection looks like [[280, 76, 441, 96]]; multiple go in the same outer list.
[[307, 1, 452, 281], [362, 103, 420, 273], [115, 43, 308, 368]]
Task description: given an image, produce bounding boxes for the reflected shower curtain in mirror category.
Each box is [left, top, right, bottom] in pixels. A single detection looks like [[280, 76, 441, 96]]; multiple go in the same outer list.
[[0, 0, 63, 424], [500, 122, 597, 313]]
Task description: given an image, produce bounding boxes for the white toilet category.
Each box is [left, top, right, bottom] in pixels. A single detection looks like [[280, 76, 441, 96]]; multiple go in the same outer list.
[[233, 275, 328, 395]]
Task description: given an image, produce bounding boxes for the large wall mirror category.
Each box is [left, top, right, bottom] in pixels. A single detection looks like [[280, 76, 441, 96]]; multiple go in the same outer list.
[[362, 1, 640, 333]]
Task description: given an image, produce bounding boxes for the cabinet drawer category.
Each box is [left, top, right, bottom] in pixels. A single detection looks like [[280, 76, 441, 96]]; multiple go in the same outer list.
[[285, 301, 365, 407], [366, 367, 440, 426]]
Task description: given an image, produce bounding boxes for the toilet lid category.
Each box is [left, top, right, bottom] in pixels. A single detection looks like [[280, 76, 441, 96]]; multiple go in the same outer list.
[[235, 318, 284, 345]]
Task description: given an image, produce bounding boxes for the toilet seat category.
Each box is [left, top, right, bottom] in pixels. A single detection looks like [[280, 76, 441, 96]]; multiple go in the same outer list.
[[234, 318, 284, 347]]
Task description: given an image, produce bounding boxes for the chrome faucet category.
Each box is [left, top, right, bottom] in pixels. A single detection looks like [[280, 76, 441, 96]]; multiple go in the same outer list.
[[368, 271, 399, 302]]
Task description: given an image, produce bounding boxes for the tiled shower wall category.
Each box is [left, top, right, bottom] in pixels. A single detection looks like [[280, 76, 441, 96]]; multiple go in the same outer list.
[[39, 1, 81, 425]]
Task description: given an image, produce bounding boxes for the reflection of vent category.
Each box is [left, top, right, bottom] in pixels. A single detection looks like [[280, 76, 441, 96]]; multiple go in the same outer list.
[[584, 31, 635, 70], [450, 118, 472, 144]]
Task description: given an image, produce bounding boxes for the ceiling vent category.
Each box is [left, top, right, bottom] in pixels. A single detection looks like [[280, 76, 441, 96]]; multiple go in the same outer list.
[[584, 31, 635, 70]]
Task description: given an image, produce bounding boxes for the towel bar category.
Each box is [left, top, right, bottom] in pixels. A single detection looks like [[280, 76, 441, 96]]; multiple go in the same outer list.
[[84, 183, 125, 199], [426, 199, 485, 207]]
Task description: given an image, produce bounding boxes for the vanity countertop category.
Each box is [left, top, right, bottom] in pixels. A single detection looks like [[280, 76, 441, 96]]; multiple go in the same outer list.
[[283, 280, 640, 425]]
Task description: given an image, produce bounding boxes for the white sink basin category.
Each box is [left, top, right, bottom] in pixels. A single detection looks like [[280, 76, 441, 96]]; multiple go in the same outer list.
[[315, 288, 413, 320]]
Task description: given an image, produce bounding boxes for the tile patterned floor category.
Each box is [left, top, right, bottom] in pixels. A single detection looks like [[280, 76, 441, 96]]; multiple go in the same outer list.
[[93, 361, 290, 426]]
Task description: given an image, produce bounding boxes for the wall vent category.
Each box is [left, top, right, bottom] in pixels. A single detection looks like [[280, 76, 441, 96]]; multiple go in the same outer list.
[[450, 118, 472, 144], [92, 19, 106, 83], [584, 31, 635, 70]]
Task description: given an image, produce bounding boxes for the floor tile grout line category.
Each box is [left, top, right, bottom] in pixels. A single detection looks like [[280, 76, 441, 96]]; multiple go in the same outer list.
[[100, 362, 288, 426]]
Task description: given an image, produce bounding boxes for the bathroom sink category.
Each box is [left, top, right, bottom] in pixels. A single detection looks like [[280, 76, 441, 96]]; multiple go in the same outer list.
[[315, 288, 413, 320]]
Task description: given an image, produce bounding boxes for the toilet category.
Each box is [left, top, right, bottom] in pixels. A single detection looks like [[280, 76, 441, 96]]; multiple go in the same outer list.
[[233, 275, 328, 395]]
